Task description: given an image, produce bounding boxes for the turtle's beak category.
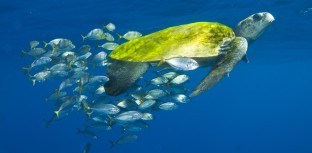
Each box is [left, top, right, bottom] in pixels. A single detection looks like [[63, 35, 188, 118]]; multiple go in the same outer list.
[[264, 12, 275, 23]]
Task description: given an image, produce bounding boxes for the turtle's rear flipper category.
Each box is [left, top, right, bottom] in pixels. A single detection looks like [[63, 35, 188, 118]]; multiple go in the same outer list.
[[190, 37, 248, 97], [104, 59, 149, 96]]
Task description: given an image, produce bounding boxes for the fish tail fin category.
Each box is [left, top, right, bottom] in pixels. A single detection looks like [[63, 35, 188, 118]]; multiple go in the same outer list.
[[54, 110, 60, 118], [101, 23, 107, 30], [81, 34, 86, 41], [43, 41, 48, 48], [86, 111, 93, 119], [116, 33, 122, 42], [21, 50, 27, 56], [25, 71, 36, 86], [109, 140, 116, 148], [31, 78, 36, 86]]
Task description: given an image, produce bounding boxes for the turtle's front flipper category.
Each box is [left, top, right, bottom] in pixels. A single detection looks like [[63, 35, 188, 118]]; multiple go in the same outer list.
[[190, 37, 248, 97], [104, 59, 149, 96]]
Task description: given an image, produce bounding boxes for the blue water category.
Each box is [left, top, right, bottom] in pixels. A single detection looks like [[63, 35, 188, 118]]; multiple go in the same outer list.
[[1, 0, 312, 153]]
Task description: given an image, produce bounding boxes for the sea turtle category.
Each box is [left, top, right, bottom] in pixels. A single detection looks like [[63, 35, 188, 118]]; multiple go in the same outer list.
[[104, 12, 275, 96]]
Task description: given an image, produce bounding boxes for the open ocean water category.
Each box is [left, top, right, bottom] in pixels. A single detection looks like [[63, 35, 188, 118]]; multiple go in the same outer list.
[[1, 0, 312, 153]]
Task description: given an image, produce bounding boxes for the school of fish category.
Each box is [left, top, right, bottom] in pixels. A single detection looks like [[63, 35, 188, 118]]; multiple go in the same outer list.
[[22, 22, 196, 151]]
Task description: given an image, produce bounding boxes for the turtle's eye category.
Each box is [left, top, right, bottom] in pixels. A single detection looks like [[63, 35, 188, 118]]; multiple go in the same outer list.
[[252, 14, 262, 21]]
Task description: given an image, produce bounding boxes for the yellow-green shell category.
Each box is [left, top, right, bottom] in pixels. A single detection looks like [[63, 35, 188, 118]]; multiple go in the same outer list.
[[109, 22, 235, 62]]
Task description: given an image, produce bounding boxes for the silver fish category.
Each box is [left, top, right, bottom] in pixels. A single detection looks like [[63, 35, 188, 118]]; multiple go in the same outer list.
[[88, 76, 109, 85], [32, 70, 51, 85], [103, 33, 115, 41], [77, 52, 92, 61], [120, 121, 149, 132], [171, 94, 191, 103], [82, 28, 105, 41], [98, 42, 119, 50], [144, 89, 167, 99], [41, 50, 62, 58], [61, 51, 75, 58], [59, 78, 77, 91], [77, 128, 98, 139], [115, 111, 143, 122], [170, 86, 189, 94], [22, 48, 46, 57], [87, 122, 112, 131], [86, 103, 120, 115], [30, 40, 40, 49], [104, 23, 116, 31], [138, 99, 156, 110], [93, 60, 110, 67], [170, 74, 189, 85], [161, 72, 179, 80], [149, 76, 168, 86], [166, 57, 199, 71], [45, 91, 67, 102], [116, 99, 136, 109], [90, 51, 107, 63], [77, 45, 91, 56], [31, 57, 52, 68], [45, 38, 75, 51], [49, 63, 69, 71], [89, 115, 109, 123], [141, 113, 153, 120], [94, 86, 105, 95], [119, 31, 142, 40], [109, 135, 138, 148], [71, 60, 86, 68], [159, 102, 179, 110], [51, 70, 68, 78], [55, 95, 87, 117]]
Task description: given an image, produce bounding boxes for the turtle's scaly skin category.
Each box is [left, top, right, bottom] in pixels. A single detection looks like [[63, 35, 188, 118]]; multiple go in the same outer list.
[[109, 22, 235, 62]]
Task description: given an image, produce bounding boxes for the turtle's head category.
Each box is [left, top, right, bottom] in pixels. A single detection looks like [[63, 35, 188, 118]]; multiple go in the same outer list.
[[235, 12, 274, 42]]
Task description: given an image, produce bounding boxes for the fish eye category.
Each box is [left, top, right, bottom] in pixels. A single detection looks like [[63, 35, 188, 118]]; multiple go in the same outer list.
[[252, 14, 262, 21]]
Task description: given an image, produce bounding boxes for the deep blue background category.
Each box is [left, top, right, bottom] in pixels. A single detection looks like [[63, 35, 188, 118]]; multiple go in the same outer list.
[[1, 0, 312, 153]]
